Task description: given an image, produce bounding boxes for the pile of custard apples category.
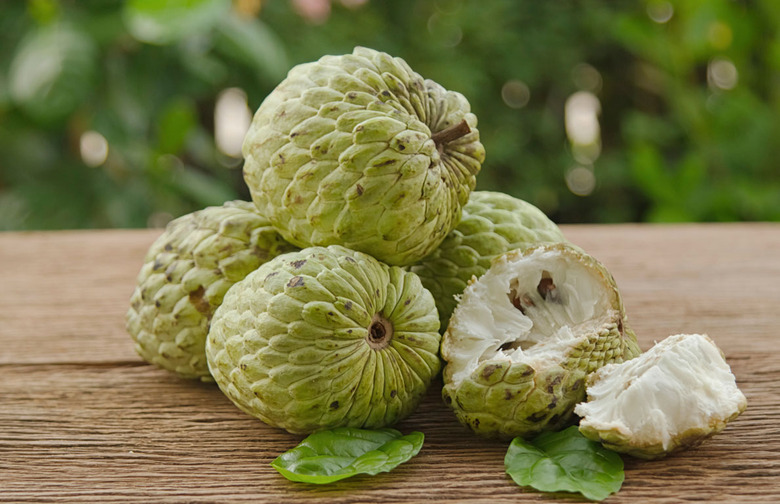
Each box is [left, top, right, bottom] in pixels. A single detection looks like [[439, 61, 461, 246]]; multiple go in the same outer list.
[[127, 47, 745, 459]]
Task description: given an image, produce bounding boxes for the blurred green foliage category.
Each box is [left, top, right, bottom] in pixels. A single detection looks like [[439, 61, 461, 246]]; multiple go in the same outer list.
[[1, 0, 779, 230]]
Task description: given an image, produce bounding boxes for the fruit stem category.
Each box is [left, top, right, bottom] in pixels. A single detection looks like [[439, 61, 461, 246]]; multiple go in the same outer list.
[[431, 119, 471, 148]]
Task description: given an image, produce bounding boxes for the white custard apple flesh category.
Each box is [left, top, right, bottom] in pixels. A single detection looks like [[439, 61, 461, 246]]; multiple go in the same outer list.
[[575, 333, 747, 459], [242, 46, 485, 266], [441, 244, 640, 439], [126, 201, 297, 381], [410, 191, 566, 330], [205, 245, 442, 434]]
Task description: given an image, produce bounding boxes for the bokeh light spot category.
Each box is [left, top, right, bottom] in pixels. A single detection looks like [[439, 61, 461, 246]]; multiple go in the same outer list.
[[708, 22, 733, 50], [79, 130, 109, 167], [566, 165, 596, 196], [501, 80, 530, 109], [647, 1, 674, 24], [215, 88, 252, 158], [708, 58, 738, 90]]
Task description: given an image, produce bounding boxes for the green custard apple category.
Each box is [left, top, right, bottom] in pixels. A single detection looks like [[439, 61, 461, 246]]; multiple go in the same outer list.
[[205, 245, 442, 434], [126, 201, 297, 381], [242, 46, 485, 267], [409, 191, 566, 331], [441, 243, 641, 439], [575, 333, 747, 459]]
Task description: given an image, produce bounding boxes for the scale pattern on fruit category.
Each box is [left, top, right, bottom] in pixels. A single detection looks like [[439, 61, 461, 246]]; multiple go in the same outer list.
[[126, 201, 297, 380], [206, 245, 442, 434], [242, 46, 485, 266]]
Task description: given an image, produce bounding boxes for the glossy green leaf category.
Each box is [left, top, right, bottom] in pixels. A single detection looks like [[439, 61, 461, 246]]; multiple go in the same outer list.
[[123, 0, 229, 45], [272, 428, 424, 484], [505, 426, 624, 501]]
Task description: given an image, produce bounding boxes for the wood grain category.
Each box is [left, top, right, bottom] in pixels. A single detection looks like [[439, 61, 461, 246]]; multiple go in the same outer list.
[[1, 224, 778, 503]]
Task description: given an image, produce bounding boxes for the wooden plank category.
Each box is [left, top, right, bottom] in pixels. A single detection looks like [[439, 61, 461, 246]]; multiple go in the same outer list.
[[0, 225, 779, 502], [0, 355, 775, 503]]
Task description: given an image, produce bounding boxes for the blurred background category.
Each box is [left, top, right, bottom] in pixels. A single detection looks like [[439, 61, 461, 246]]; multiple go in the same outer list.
[[1, 0, 779, 231]]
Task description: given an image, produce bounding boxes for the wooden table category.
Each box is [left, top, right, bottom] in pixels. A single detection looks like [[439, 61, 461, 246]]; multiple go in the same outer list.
[[1, 224, 778, 503]]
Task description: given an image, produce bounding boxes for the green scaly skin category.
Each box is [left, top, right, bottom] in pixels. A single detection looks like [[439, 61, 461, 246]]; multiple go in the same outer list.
[[410, 191, 567, 331], [242, 46, 485, 267], [206, 245, 442, 434], [126, 201, 297, 381]]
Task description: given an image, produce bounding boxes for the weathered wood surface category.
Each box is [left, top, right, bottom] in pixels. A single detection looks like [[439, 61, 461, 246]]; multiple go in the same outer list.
[[1, 224, 778, 503]]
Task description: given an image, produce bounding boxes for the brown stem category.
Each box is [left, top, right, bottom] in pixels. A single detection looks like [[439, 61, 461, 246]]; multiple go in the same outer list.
[[431, 119, 471, 148]]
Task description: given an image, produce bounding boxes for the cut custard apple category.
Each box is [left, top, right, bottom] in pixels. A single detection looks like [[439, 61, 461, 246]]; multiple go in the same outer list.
[[575, 333, 747, 459], [126, 201, 297, 381], [242, 46, 485, 267], [205, 245, 442, 434], [441, 244, 641, 439], [410, 191, 566, 331]]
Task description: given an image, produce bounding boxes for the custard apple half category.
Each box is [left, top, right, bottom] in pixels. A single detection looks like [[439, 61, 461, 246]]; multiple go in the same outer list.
[[441, 244, 640, 439], [575, 333, 747, 459], [242, 46, 485, 266], [205, 245, 442, 434], [126, 201, 297, 380], [410, 191, 566, 330]]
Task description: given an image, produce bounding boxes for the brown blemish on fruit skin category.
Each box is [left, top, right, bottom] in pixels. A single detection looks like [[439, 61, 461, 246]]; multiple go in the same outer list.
[[480, 363, 502, 381], [287, 276, 304, 288], [189, 286, 211, 314], [291, 259, 306, 269], [547, 375, 562, 393]]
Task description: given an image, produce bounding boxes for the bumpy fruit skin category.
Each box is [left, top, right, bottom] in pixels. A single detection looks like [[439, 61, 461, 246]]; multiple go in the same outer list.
[[409, 191, 566, 330], [441, 244, 641, 440], [242, 46, 485, 267], [206, 245, 442, 434], [126, 201, 297, 381], [576, 333, 748, 459]]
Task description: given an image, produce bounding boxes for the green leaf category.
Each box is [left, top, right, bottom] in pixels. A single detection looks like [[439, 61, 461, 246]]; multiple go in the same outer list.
[[8, 24, 97, 124], [505, 426, 624, 501], [123, 0, 229, 45], [272, 428, 424, 484], [214, 13, 289, 82]]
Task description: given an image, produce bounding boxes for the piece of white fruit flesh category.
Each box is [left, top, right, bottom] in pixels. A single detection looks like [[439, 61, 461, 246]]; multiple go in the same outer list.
[[575, 333, 747, 457]]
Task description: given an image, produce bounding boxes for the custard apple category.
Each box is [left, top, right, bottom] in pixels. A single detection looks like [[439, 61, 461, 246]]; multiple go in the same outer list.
[[441, 244, 640, 439], [126, 201, 297, 381], [410, 191, 566, 330], [242, 46, 485, 266], [575, 333, 747, 459], [205, 245, 442, 434]]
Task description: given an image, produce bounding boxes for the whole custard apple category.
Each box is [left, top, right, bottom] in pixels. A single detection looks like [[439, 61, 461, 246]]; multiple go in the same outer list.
[[409, 191, 566, 331], [441, 244, 641, 439], [206, 245, 442, 434], [126, 201, 297, 381], [242, 46, 486, 266]]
